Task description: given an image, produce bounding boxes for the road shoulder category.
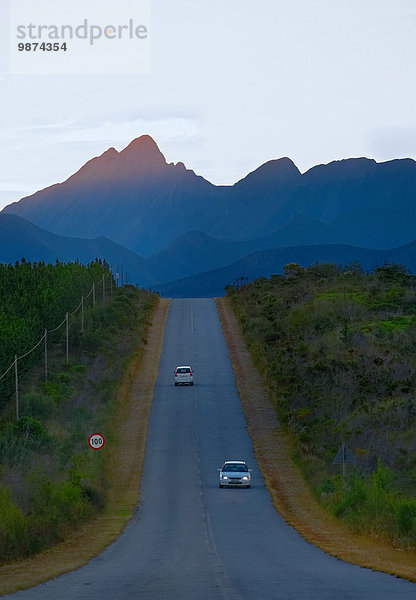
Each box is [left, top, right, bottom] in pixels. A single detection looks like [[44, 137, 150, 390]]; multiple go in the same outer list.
[[216, 296, 416, 583]]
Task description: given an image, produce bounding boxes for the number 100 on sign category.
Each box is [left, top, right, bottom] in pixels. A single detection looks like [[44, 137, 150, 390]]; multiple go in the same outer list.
[[89, 433, 105, 450]]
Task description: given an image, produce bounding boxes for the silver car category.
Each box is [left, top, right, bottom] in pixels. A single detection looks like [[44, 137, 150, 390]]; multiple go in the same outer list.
[[174, 365, 194, 386], [218, 460, 251, 488]]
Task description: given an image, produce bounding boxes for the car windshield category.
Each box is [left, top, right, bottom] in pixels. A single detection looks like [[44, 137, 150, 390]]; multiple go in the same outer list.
[[177, 367, 190, 373], [222, 463, 247, 472]]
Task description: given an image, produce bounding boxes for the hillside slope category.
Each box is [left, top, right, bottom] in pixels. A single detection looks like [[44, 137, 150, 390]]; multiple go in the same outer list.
[[217, 297, 416, 581], [225, 264, 416, 549]]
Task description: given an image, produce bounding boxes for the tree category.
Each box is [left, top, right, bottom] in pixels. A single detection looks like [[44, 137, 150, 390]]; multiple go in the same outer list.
[[283, 263, 305, 279]]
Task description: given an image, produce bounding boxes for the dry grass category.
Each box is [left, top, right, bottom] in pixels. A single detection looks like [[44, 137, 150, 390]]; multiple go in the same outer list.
[[0, 298, 170, 596], [216, 296, 416, 583]]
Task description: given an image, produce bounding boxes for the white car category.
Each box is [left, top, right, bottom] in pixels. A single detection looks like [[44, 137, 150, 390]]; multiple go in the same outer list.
[[174, 365, 194, 386], [218, 460, 251, 488]]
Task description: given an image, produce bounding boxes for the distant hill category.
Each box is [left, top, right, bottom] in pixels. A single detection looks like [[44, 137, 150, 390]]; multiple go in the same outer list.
[[4, 136, 416, 259], [155, 241, 416, 298], [0, 214, 174, 288], [147, 218, 347, 280], [146, 230, 265, 280], [147, 211, 410, 283]]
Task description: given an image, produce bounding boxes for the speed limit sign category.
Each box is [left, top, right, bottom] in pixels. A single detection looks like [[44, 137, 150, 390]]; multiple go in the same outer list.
[[88, 433, 105, 450]]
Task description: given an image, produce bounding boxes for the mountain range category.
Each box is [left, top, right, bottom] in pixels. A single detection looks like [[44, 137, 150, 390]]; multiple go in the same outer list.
[[2, 135, 416, 295]]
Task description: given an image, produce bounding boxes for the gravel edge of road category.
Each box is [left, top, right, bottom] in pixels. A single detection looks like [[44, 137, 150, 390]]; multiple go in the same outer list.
[[0, 298, 170, 597], [216, 296, 416, 583]]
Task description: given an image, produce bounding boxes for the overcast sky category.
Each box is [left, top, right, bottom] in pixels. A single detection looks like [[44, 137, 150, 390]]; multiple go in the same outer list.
[[0, 0, 415, 210]]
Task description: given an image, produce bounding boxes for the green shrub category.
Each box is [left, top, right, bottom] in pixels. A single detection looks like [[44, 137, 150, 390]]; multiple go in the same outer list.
[[16, 417, 53, 451], [318, 478, 335, 495], [0, 423, 32, 466], [371, 459, 393, 491], [396, 499, 416, 536], [80, 328, 102, 354], [28, 473, 91, 545], [333, 474, 367, 521], [378, 315, 415, 332], [42, 378, 72, 404], [20, 392, 52, 420], [0, 418, 53, 467], [0, 485, 28, 560]]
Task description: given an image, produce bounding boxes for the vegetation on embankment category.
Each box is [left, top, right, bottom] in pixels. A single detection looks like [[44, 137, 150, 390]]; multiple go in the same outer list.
[[0, 260, 109, 402], [226, 262, 416, 547], [0, 260, 157, 564]]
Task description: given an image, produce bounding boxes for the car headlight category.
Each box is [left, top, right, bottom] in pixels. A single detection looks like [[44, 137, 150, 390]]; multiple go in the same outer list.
[[221, 475, 228, 480], [242, 476, 250, 481]]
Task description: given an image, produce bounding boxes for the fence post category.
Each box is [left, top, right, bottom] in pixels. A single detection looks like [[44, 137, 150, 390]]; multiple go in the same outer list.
[[66, 312, 69, 363], [44, 329, 48, 382], [15, 355, 19, 420]]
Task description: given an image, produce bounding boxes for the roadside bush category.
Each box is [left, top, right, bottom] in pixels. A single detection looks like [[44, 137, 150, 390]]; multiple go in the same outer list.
[[0, 485, 28, 560], [80, 328, 102, 354], [42, 377, 73, 405], [20, 392, 52, 420], [0, 423, 33, 467], [24, 471, 91, 548], [16, 417, 53, 450], [396, 499, 416, 536], [332, 474, 367, 521], [0, 418, 53, 468]]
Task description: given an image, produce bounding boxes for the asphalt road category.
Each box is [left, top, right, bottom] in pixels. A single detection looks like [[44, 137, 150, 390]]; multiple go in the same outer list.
[[5, 299, 416, 599]]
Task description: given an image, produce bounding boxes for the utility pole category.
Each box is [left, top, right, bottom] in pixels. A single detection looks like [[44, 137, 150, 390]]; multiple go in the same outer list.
[[15, 355, 19, 420], [81, 296, 84, 332], [66, 312, 69, 363], [44, 329, 48, 382]]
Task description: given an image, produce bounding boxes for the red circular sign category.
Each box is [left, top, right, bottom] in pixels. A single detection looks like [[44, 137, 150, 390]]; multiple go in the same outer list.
[[88, 433, 105, 450]]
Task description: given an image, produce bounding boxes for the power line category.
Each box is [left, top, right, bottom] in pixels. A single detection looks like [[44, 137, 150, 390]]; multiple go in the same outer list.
[[0, 271, 114, 419]]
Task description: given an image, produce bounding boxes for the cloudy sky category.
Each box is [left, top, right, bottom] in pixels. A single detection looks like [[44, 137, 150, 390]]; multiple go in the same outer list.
[[0, 0, 415, 211]]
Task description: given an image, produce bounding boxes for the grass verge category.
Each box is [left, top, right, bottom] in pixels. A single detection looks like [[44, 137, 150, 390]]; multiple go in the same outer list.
[[0, 298, 170, 596], [216, 296, 416, 583]]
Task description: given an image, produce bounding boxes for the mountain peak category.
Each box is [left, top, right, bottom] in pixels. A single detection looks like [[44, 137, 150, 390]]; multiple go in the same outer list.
[[66, 135, 168, 185], [122, 134, 161, 154], [260, 157, 301, 178], [120, 135, 166, 167], [235, 157, 301, 188]]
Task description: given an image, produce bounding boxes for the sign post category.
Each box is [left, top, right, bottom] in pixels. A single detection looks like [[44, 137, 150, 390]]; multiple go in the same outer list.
[[332, 442, 357, 484]]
